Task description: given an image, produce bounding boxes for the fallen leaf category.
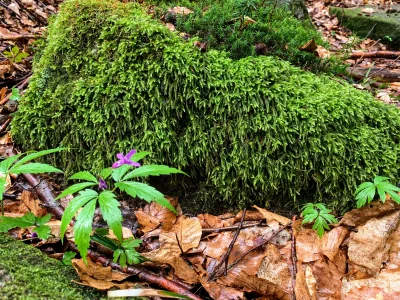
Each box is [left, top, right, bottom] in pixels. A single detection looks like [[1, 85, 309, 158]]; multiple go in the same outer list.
[[253, 205, 291, 225], [295, 264, 314, 300], [200, 277, 244, 300], [311, 258, 343, 300], [295, 228, 323, 263], [171, 6, 193, 15], [21, 190, 47, 217]]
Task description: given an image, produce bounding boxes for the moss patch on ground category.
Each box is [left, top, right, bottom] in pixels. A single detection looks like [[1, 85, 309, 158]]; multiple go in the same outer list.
[[330, 5, 400, 49], [0, 234, 104, 299], [11, 0, 400, 212]]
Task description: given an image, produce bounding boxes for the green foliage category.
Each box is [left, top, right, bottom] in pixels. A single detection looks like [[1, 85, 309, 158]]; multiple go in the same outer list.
[[11, 0, 400, 211], [355, 176, 400, 208], [10, 87, 21, 101], [62, 251, 77, 265], [3, 45, 29, 64], [0, 212, 52, 240], [60, 150, 184, 262], [174, 0, 342, 73], [0, 148, 65, 215], [91, 232, 146, 267], [301, 203, 338, 238]]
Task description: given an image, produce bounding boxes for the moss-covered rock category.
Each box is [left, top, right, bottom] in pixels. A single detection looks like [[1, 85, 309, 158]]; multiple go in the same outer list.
[[11, 0, 400, 211], [0, 234, 104, 299], [330, 5, 400, 49]]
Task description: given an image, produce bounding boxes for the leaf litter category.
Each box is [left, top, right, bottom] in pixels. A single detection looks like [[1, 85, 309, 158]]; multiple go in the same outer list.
[[1, 0, 400, 299]]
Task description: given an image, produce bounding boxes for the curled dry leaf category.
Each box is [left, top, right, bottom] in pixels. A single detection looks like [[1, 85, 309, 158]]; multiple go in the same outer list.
[[311, 258, 343, 300], [198, 213, 233, 229], [295, 229, 323, 263], [322, 226, 349, 272], [340, 200, 400, 227], [72, 257, 135, 290], [200, 277, 244, 300], [253, 205, 291, 225], [295, 263, 314, 300], [347, 210, 400, 279], [21, 190, 47, 217]]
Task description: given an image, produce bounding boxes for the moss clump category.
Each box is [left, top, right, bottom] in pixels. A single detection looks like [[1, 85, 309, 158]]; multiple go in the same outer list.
[[0, 234, 104, 299], [11, 0, 400, 210], [330, 6, 400, 49]]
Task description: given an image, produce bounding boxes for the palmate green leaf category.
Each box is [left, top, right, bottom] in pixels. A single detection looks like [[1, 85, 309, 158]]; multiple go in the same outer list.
[[125, 248, 146, 265], [11, 45, 19, 55], [0, 213, 34, 232], [387, 190, 400, 204], [62, 251, 77, 265], [60, 189, 98, 239], [98, 191, 123, 242], [0, 154, 23, 173], [10, 88, 20, 101], [374, 176, 390, 185], [354, 181, 374, 195], [9, 163, 63, 175], [122, 237, 142, 249], [12, 148, 67, 168], [36, 213, 52, 226], [0, 177, 6, 201], [376, 181, 400, 192], [122, 165, 187, 181], [115, 181, 177, 213], [69, 171, 98, 183], [130, 151, 151, 162], [100, 167, 113, 179], [112, 165, 131, 182], [74, 199, 97, 263], [33, 225, 51, 240], [113, 248, 124, 263], [377, 186, 387, 203], [365, 185, 376, 203], [21, 211, 36, 223], [356, 196, 367, 208], [15, 52, 29, 63], [91, 232, 119, 251], [55, 182, 97, 200]]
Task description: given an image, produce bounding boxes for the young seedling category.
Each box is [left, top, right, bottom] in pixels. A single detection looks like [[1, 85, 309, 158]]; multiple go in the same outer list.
[[355, 176, 400, 208], [301, 203, 338, 238]]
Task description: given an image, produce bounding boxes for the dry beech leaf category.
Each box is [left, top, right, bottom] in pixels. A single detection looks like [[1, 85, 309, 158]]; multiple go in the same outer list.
[[200, 277, 244, 300], [72, 257, 134, 290], [295, 229, 323, 263], [295, 263, 313, 300], [342, 268, 400, 299], [386, 221, 400, 268], [198, 213, 232, 229], [21, 190, 47, 217], [256, 244, 293, 295], [253, 205, 291, 225], [203, 231, 232, 259], [305, 265, 317, 300], [220, 270, 290, 300], [322, 226, 349, 272], [340, 200, 400, 227], [348, 211, 400, 279], [311, 258, 343, 300]]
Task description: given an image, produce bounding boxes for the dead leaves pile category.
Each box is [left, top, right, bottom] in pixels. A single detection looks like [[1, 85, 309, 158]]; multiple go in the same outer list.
[[64, 197, 400, 299]]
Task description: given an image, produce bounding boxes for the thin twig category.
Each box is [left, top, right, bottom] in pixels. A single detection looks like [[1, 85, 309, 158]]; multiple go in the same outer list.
[[175, 232, 194, 268], [202, 220, 263, 233], [290, 216, 297, 300], [0, 34, 38, 41], [350, 39, 381, 73], [0, 118, 11, 133], [208, 208, 247, 281]]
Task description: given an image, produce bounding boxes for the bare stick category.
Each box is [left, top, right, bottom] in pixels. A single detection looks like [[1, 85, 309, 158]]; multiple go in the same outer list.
[[0, 35, 38, 41], [175, 232, 194, 268], [202, 220, 263, 233], [208, 208, 247, 281]]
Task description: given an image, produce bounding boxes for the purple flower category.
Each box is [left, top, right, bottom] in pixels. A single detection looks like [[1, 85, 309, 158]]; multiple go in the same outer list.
[[98, 178, 108, 190], [112, 149, 141, 169]]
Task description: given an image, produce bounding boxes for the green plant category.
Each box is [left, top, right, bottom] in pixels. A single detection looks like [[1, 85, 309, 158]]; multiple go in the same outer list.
[[0, 148, 65, 215], [91, 230, 146, 267], [3, 46, 29, 64], [301, 203, 338, 238], [59, 149, 186, 262], [0, 212, 52, 239], [355, 176, 400, 208], [62, 251, 77, 265], [10, 87, 21, 101], [11, 0, 400, 212]]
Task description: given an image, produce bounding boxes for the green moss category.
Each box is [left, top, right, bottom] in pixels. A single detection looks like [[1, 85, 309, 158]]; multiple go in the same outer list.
[[0, 234, 104, 299], [11, 0, 400, 211], [330, 6, 400, 49]]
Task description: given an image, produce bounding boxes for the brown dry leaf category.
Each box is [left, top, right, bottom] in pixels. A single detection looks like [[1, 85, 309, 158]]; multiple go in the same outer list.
[[340, 200, 400, 227], [234, 210, 263, 223], [312, 258, 343, 299], [253, 205, 291, 225], [164, 215, 202, 252], [198, 213, 232, 229], [256, 244, 293, 295], [315, 45, 330, 58], [295, 228, 323, 263], [165, 22, 175, 31], [295, 264, 314, 300], [386, 221, 400, 268], [342, 268, 400, 299], [21, 190, 47, 217], [220, 270, 290, 300], [305, 265, 317, 300], [348, 210, 400, 279], [299, 39, 318, 52], [72, 257, 134, 290], [171, 6, 193, 15], [200, 277, 244, 300], [322, 226, 349, 272], [0, 64, 11, 80], [203, 231, 232, 259], [135, 197, 179, 232], [29, 220, 67, 244]]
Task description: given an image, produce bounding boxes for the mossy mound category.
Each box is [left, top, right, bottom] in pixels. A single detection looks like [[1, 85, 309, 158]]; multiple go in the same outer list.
[[0, 234, 104, 299], [11, 0, 400, 210], [330, 6, 400, 49]]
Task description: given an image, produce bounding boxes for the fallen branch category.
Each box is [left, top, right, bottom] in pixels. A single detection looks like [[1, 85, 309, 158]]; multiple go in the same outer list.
[[202, 220, 262, 234], [208, 208, 247, 281], [350, 51, 400, 59], [0, 34, 38, 41], [68, 242, 203, 300], [349, 67, 400, 83]]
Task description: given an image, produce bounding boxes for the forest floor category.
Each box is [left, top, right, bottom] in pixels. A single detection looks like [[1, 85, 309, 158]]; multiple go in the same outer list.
[[1, 0, 400, 299]]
